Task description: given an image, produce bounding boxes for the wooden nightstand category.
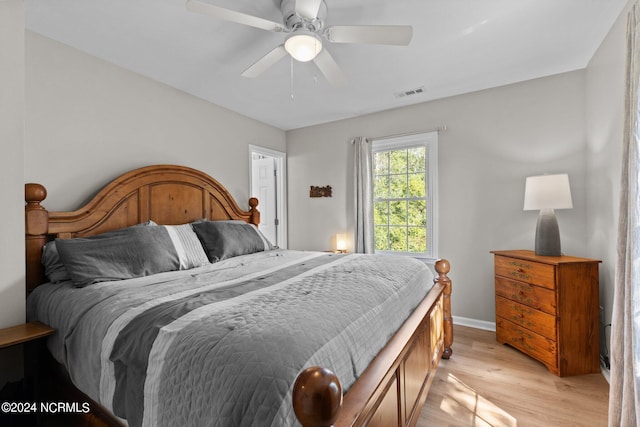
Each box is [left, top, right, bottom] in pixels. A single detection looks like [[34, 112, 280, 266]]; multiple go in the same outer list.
[[491, 250, 601, 377], [0, 321, 55, 410], [0, 322, 55, 349]]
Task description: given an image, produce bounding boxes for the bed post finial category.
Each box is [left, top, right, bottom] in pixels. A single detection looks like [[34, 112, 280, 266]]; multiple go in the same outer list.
[[25, 183, 49, 294], [248, 197, 260, 226], [435, 258, 453, 359], [292, 366, 343, 427]]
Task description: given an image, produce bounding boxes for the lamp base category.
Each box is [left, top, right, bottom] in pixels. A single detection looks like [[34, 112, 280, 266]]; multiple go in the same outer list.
[[535, 209, 561, 256]]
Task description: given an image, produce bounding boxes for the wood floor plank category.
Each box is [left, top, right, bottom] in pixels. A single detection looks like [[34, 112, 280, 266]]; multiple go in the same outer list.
[[418, 325, 609, 427]]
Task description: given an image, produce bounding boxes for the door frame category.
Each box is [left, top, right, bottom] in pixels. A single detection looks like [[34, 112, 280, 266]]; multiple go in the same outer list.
[[249, 145, 287, 249]]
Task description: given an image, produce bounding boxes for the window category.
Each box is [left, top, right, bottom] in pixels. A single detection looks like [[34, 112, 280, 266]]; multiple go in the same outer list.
[[372, 132, 437, 259]]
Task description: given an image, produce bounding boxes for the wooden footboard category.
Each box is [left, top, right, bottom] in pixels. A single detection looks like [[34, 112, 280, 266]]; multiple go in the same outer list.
[[293, 259, 453, 427]]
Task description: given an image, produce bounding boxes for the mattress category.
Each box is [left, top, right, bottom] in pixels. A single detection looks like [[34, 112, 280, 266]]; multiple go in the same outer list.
[[27, 249, 434, 427]]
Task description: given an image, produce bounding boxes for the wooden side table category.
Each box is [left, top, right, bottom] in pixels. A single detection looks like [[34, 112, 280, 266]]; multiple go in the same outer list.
[[0, 322, 55, 349], [0, 321, 55, 418]]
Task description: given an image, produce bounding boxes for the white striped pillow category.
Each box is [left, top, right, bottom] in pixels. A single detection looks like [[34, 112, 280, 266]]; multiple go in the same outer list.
[[162, 224, 210, 269]]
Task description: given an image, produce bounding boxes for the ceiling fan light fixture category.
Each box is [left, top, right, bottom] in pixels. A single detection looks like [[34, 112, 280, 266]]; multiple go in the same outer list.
[[284, 31, 323, 62]]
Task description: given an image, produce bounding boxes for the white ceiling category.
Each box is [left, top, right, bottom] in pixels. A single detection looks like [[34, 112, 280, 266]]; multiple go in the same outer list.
[[26, 0, 628, 130]]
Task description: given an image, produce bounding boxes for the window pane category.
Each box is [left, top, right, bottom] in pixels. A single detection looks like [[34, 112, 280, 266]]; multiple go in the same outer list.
[[389, 227, 407, 251], [389, 150, 407, 174], [374, 175, 389, 199], [407, 200, 426, 226], [389, 174, 407, 198], [407, 173, 426, 198], [408, 147, 426, 173], [408, 227, 427, 252], [371, 134, 436, 256], [375, 226, 389, 251], [389, 201, 406, 225], [374, 201, 389, 225], [374, 152, 389, 175]]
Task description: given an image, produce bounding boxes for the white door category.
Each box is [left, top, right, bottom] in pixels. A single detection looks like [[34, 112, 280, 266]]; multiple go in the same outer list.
[[251, 156, 278, 246]]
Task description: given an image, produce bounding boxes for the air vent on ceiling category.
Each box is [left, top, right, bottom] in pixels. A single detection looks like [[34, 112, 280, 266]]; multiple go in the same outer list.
[[394, 86, 425, 99]]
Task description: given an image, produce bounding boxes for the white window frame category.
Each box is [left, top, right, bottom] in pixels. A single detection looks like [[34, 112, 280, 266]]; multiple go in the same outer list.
[[371, 131, 438, 261]]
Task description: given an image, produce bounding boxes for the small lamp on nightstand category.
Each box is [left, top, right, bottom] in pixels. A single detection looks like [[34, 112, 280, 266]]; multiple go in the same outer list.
[[523, 174, 573, 256], [336, 234, 347, 253]]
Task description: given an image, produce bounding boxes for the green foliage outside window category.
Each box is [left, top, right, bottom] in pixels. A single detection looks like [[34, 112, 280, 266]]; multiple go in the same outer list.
[[373, 147, 428, 253]]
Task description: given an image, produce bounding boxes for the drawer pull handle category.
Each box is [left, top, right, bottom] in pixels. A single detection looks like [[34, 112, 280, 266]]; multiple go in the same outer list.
[[509, 271, 532, 281], [511, 336, 535, 351], [510, 282, 531, 292]]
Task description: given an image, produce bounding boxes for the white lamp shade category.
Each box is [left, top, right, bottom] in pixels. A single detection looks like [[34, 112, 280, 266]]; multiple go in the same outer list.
[[523, 174, 573, 211], [284, 31, 323, 62], [336, 234, 347, 252]]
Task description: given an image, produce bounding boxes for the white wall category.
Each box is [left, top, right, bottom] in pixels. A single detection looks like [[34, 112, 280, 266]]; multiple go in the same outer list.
[[586, 1, 630, 357], [287, 71, 588, 323], [25, 32, 286, 212], [0, 0, 26, 386]]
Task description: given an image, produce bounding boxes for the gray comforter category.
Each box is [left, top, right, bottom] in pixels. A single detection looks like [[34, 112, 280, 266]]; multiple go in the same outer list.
[[27, 250, 433, 427]]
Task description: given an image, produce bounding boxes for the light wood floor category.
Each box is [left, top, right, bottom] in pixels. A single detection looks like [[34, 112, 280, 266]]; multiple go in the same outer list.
[[418, 325, 609, 427]]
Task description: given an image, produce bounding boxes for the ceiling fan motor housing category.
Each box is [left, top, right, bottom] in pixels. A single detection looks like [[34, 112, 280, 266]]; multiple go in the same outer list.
[[280, 0, 327, 32]]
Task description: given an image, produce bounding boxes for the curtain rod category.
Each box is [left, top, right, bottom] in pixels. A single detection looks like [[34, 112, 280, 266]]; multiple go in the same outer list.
[[370, 125, 447, 142], [350, 125, 447, 144]]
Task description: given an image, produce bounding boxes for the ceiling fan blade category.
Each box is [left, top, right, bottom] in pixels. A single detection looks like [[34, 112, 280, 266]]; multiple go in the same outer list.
[[313, 49, 347, 87], [295, 0, 323, 20], [186, 0, 284, 33], [241, 45, 288, 78], [325, 25, 413, 46]]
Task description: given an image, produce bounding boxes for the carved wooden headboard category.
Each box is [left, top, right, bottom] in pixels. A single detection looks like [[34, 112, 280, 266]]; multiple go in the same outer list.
[[25, 164, 260, 294]]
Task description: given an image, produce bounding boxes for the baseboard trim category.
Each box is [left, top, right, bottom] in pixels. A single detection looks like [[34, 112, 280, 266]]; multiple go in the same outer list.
[[601, 365, 610, 383], [453, 315, 496, 331]]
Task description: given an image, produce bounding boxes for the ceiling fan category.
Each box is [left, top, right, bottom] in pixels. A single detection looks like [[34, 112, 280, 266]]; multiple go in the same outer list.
[[186, 0, 413, 86]]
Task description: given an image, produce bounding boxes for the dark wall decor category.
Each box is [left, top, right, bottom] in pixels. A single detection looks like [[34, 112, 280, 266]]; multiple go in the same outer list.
[[310, 185, 332, 198]]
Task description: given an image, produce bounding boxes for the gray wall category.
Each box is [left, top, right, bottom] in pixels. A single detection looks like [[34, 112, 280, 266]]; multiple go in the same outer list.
[[586, 1, 630, 360], [287, 71, 589, 325], [25, 32, 286, 212], [0, 0, 26, 327], [0, 0, 26, 386]]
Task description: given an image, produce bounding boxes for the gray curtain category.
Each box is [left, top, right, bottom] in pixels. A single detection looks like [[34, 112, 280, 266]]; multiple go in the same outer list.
[[609, 3, 640, 426], [353, 136, 375, 253]]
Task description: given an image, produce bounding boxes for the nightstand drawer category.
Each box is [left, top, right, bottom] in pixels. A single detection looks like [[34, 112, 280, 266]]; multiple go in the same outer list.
[[495, 276, 556, 315], [494, 255, 555, 289], [496, 317, 557, 369], [496, 296, 556, 340]]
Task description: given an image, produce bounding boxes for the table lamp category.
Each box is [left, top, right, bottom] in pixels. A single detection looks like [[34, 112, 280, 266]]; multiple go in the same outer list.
[[523, 174, 573, 256]]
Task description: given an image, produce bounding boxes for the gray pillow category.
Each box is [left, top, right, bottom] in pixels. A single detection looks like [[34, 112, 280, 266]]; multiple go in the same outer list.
[[40, 220, 157, 285], [56, 225, 180, 287], [192, 221, 273, 262], [41, 241, 71, 284]]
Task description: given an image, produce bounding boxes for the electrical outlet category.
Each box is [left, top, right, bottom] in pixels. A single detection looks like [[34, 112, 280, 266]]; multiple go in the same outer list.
[[599, 306, 605, 325]]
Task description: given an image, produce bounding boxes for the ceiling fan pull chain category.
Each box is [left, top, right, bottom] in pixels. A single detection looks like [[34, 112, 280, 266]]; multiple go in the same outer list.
[[290, 57, 295, 101]]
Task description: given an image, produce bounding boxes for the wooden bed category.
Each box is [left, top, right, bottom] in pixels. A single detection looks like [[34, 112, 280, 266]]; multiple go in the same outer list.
[[24, 164, 453, 427]]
